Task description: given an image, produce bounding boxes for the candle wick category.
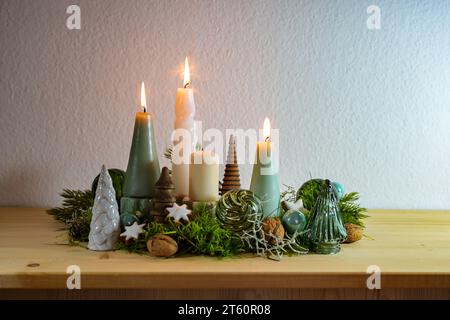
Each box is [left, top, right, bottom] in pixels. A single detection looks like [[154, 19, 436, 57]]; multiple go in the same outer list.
[[143, 106, 147, 113], [265, 137, 271, 142], [184, 82, 190, 89]]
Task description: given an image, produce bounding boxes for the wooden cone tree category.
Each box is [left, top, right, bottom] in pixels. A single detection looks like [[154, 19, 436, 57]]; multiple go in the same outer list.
[[220, 135, 241, 195]]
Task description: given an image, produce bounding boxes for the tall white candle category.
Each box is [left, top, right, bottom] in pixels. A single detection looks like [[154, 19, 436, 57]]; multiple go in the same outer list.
[[189, 150, 219, 202], [172, 57, 196, 198]]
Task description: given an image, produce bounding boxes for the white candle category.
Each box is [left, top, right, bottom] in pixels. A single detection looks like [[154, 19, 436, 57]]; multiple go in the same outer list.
[[172, 57, 196, 198], [189, 150, 219, 202]]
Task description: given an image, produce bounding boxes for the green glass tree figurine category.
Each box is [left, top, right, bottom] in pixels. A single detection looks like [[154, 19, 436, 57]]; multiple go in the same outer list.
[[305, 179, 347, 254]]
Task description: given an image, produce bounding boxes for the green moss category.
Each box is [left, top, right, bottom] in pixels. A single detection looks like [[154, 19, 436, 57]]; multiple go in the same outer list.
[[296, 179, 324, 210], [119, 203, 244, 258]]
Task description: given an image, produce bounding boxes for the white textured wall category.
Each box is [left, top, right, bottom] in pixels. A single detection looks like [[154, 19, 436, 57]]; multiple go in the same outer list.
[[1, 0, 450, 209]]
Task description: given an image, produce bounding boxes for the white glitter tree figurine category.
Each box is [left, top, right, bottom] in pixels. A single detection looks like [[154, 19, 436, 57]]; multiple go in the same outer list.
[[88, 165, 121, 251]]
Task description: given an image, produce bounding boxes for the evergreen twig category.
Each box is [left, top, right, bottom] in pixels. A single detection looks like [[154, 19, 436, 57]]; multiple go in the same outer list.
[[47, 189, 93, 223], [339, 192, 368, 227], [47, 189, 94, 242]]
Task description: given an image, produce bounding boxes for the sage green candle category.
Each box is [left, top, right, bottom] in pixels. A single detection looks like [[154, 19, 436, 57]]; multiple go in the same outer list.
[[121, 111, 160, 217], [250, 118, 280, 217], [250, 140, 280, 218]]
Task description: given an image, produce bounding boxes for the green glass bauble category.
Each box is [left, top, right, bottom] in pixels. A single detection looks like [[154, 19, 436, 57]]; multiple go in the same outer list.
[[282, 210, 307, 235], [120, 213, 139, 228], [296, 179, 324, 210], [305, 179, 347, 254], [216, 189, 263, 233]]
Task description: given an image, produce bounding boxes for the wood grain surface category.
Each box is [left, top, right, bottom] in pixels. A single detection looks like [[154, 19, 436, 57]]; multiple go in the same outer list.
[[1, 208, 450, 299]]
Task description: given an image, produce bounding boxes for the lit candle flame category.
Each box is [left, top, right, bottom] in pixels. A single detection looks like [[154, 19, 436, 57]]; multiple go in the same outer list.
[[183, 57, 190, 88], [141, 81, 147, 112], [263, 117, 271, 141]]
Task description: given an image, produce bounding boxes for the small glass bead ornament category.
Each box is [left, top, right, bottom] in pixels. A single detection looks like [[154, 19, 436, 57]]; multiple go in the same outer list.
[[216, 189, 263, 233], [120, 213, 139, 228], [305, 179, 347, 254], [331, 181, 344, 200], [282, 210, 307, 235]]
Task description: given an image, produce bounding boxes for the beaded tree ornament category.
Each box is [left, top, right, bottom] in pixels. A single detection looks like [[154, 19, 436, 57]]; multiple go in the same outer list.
[[305, 179, 347, 254], [220, 135, 241, 195]]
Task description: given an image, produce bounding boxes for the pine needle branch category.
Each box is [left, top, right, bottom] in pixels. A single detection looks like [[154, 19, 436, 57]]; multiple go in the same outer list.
[[339, 192, 368, 227], [47, 189, 93, 223], [47, 189, 94, 242]]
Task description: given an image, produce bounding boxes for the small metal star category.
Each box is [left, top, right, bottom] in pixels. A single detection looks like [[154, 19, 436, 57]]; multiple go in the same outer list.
[[120, 222, 145, 241], [166, 203, 191, 223]]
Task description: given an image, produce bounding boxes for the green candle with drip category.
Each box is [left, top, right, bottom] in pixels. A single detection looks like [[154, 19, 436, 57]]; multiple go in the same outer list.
[[250, 118, 280, 218], [120, 82, 160, 221]]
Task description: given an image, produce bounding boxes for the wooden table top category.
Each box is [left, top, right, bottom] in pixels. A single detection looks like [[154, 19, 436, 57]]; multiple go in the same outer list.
[[1, 208, 450, 290]]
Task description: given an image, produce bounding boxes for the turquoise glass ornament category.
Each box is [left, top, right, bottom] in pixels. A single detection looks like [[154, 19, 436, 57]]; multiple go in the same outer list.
[[305, 179, 347, 254], [282, 210, 307, 235], [120, 213, 139, 228], [332, 181, 344, 200]]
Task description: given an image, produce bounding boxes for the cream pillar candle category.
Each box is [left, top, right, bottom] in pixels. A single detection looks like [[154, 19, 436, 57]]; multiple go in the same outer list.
[[189, 150, 220, 202], [172, 57, 196, 198]]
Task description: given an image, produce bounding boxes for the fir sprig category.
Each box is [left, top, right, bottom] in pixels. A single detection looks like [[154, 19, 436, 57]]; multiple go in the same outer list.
[[339, 192, 368, 227], [47, 189, 93, 223], [47, 189, 94, 242], [66, 208, 92, 243]]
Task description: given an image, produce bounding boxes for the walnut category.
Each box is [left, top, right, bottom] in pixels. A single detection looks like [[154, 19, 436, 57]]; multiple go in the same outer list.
[[344, 223, 364, 243], [261, 218, 285, 245], [147, 234, 178, 257]]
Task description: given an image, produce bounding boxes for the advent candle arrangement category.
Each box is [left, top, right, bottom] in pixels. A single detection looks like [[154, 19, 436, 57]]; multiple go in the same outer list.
[[121, 82, 160, 217], [250, 117, 280, 217], [49, 57, 366, 260]]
